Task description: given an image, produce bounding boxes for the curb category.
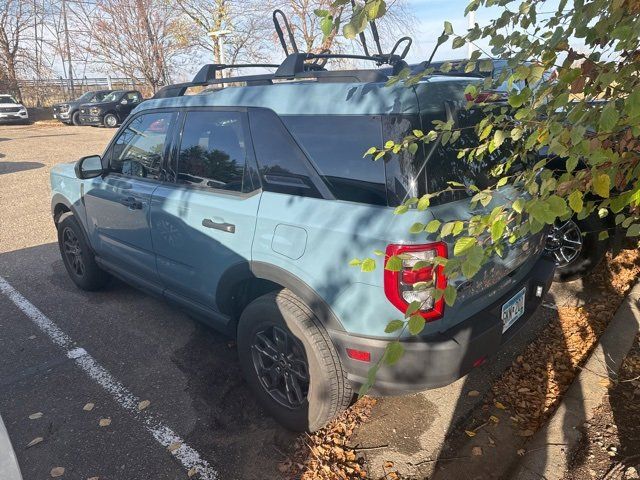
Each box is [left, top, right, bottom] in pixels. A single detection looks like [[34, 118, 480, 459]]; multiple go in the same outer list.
[[0, 414, 23, 480], [514, 281, 640, 480]]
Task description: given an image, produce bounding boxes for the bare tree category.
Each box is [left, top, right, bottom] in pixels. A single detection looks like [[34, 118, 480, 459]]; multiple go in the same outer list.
[[175, 0, 272, 67], [0, 0, 34, 98], [75, 0, 196, 92]]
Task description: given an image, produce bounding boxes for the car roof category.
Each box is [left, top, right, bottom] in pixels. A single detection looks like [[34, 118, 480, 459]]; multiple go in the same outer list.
[[137, 76, 472, 116]]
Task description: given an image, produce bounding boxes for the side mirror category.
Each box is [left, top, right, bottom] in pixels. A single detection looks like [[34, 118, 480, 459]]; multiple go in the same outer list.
[[120, 99, 128, 105], [75, 155, 104, 179]]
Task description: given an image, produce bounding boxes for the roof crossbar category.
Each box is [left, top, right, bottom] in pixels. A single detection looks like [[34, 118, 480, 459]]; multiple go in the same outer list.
[[274, 51, 410, 78], [192, 63, 280, 83]]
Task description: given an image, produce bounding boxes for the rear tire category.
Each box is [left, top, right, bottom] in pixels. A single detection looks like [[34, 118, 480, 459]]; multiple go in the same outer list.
[[549, 215, 609, 282], [237, 290, 353, 432], [57, 212, 110, 291]]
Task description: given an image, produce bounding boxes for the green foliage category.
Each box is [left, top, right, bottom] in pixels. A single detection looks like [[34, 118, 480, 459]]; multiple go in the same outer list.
[[339, 0, 640, 395]]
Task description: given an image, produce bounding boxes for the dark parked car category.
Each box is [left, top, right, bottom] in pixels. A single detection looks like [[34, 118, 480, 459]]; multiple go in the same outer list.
[[78, 90, 143, 128], [52, 90, 113, 125]]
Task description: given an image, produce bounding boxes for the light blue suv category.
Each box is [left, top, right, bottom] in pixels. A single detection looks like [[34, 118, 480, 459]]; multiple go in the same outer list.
[[50, 58, 555, 431]]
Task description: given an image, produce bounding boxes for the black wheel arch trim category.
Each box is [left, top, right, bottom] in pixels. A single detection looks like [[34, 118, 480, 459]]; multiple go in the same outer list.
[[51, 194, 95, 253], [216, 261, 346, 332]]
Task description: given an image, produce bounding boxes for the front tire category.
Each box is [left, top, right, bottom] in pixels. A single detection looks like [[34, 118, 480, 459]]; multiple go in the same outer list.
[[71, 111, 81, 126], [57, 212, 109, 291], [103, 113, 118, 128], [237, 290, 353, 432]]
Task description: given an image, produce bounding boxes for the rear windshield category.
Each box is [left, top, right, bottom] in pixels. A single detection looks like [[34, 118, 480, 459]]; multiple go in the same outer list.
[[281, 115, 387, 206]]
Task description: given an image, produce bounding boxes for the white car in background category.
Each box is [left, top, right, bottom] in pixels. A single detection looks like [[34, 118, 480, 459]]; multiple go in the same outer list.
[[0, 94, 29, 124]]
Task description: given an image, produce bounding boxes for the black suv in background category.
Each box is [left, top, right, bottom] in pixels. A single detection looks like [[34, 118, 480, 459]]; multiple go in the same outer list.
[[78, 90, 143, 128], [52, 90, 113, 126]]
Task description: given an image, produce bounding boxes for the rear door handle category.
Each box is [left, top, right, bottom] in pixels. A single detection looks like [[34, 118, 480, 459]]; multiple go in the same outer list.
[[120, 196, 143, 210], [202, 218, 236, 234]]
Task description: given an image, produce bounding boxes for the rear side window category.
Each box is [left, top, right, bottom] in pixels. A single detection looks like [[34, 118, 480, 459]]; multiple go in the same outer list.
[[176, 110, 249, 192], [282, 115, 386, 206], [249, 109, 322, 198], [109, 111, 175, 180]]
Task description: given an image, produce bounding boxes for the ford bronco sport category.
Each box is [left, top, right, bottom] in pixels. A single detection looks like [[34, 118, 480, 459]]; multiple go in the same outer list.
[[50, 51, 555, 431]]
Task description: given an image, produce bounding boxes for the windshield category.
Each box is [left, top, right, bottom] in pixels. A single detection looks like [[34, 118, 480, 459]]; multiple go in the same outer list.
[[0, 95, 17, 104], [102, 91, 124, 102], [77, 92, 94, 102]]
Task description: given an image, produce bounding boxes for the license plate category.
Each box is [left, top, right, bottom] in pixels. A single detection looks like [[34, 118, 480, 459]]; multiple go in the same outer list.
[[501, 287, 526, 333]]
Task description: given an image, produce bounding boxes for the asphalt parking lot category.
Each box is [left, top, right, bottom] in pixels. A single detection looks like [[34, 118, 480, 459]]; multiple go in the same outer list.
[[0, 124, 297, 480], [0, 123, 565, 480]]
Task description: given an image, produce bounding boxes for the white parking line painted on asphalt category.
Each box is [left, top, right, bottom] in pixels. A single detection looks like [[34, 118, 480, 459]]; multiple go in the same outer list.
[[0, 275, 218, 480]]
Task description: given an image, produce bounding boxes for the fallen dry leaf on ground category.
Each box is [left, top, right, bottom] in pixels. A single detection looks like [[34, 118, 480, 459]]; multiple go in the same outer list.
[[137, 400, 150, 411], [83, 403, 94, 411], [87, 477, 99, 480], [491, 246, 640, 433], [281, 396, 376, 479], [98, 418, 111, 427], [188, 467, 197, 477], [28, 412, 43, 420], [50, 467, 65, 477], [26, 437, 43, 448], [167, 442, 182, 452], [471, 446, 483, 456], [468, 390, 480, 397]]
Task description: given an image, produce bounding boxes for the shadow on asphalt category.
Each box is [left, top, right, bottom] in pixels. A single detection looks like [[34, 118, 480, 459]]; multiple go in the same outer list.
[[0, 242, 298, 480], [0, 161, 45, 175], [427, 247, 640, 480]]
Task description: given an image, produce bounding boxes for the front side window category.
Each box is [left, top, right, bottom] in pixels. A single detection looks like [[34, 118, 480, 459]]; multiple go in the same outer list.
[[282, 115, 386, 205], [109, 111, 174, 180], [176, 110, 248, 192], [125, 92, 142, 104], [103, 91, 123, 103]]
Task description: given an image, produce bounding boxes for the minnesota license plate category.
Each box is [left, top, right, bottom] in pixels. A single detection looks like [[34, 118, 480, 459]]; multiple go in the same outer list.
[[501, 287, 526, 333]]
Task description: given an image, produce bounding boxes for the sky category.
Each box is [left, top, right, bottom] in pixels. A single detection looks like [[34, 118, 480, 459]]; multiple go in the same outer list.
[[404, 0, 496, 63]]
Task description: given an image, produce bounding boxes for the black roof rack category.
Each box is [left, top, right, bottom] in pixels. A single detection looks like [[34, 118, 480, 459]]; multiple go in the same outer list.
[[152, 64, 280, 99]]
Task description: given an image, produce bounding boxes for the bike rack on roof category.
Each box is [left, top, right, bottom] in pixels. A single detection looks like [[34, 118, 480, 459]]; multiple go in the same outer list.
[[151, 8, 416, 99]]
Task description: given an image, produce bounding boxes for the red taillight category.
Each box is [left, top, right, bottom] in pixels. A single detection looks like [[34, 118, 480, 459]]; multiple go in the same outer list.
[[346, 348, 371, 362], [384, 242, 448, 321]]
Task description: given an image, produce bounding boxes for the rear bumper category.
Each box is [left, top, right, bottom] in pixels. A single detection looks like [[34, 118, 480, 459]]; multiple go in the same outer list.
[[330, 254, 556, 395]]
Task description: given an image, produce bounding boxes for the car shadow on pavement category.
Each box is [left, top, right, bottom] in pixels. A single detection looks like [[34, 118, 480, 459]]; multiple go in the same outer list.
[[425, 247, 640, 480], [0, 161, 45, 175], [0, 242, 297, 480]]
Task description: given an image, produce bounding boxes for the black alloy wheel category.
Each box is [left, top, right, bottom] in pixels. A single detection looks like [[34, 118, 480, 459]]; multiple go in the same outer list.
[[546, 219, 583, 267], [62, 226, 85, 278], [251, 325, 310, 409]]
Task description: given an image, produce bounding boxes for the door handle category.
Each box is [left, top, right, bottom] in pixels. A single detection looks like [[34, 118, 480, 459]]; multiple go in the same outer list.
[[202, 218, 236, 234], [120, 196, 143, 210]]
